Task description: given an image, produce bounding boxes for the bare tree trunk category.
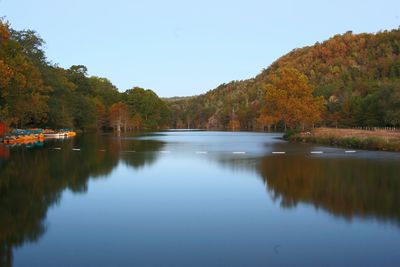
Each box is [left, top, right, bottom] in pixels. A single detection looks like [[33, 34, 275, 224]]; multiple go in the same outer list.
[[117, 119, 121, 132]]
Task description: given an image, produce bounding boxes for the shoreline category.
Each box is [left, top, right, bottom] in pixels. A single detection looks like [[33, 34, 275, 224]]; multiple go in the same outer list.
[[287, 128, 400, 152]]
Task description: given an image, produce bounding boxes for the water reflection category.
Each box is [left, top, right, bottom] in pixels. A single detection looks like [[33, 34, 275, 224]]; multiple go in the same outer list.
[[0, 135, 164, 267], [212, 139, 400, 225], [257, 154, 400, 224], [0, 132, 400, 266]]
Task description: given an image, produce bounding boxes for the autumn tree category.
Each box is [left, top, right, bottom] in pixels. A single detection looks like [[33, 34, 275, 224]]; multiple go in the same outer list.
[[257, 112, 278, 132], [264, 67, 324, 130], [0, 20, 49, 127], [228, 118, 240, 131], [109, 102, 130, 132], [0, 22, 12, 89]]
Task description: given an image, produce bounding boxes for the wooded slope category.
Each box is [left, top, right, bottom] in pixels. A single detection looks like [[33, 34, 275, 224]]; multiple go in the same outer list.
[[169, 29, 400, 129]]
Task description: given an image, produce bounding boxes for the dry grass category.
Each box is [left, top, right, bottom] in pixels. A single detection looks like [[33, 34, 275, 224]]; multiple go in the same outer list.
[[310, 127, 400, 140], [292, 127, 400, 152]]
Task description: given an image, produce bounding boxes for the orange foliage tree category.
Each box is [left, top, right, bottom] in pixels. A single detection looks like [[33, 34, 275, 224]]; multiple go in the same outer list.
[[109, 102, 129, 132], [264, 67, 324, 130], [257, 112, 279, 132]]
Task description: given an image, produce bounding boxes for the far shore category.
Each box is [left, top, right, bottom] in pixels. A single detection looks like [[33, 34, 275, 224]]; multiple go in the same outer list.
[[288, 127, 400, 152]]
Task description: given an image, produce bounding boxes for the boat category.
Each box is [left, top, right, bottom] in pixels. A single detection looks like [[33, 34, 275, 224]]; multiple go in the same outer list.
[[3, 134, 43, 144], [59, 128, 77, 137], [67, 131, 76, 137], [1, 128, 76, 143], [2, 129, 45, 144], [43, 133, 65, 138]]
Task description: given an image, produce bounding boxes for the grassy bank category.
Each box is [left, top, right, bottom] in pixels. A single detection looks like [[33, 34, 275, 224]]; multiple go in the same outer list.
[[288, 127, 400, 152]]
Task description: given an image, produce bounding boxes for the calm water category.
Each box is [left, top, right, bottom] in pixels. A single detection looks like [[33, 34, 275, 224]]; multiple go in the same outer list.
[[1, 131, 400, 267]]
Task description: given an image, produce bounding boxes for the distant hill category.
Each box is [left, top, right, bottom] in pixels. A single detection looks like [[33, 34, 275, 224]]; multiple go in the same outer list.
[[162, 96, 196, 102], [168, 29, 400, 129]]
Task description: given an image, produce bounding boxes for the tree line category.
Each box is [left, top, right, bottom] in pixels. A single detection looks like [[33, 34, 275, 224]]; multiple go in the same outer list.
[[0, 20, 169, 132], [2, 18, 400, 132]]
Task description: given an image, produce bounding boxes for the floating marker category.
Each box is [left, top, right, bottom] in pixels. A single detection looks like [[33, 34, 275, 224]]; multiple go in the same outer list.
[[345, 150, 356, 153], [72, 148, 81, 151], [53, 147, 61, 150], [99, 149, 106, 152], [311, 151, 323, 154], [272, 151, 286, 154], [195, 151, 207, 154], [233, 151, 246, 154]]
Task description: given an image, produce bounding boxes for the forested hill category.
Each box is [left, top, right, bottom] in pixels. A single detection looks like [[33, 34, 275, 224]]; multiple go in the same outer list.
[[169, 29, 400, 130]]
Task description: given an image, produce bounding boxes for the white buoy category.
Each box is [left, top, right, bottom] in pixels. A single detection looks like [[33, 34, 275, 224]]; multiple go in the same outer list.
[[272, 151, 286, 154], [53, 147, 61, 150], [345, 150, 356, 153], [233, 151, 246, 154], [195, 151, 207, 154], [72, 148, 80, 151], [311, 151, 323, 154]]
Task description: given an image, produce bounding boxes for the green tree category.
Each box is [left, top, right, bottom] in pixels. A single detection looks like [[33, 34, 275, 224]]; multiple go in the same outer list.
[[125, 87, 169, 128]]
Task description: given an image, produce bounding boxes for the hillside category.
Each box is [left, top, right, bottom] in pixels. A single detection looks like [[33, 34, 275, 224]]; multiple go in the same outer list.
[[168, 29, 400, 130]]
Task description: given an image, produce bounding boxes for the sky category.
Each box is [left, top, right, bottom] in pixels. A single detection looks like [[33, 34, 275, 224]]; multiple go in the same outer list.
[[1, 0, 400, 97]]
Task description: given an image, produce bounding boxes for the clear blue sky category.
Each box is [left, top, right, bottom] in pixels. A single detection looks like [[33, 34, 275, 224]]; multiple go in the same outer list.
[[1, 0, 399, 97]]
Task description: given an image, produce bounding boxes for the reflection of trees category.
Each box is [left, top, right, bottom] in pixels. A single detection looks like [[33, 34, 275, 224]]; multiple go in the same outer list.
[[117, 139, 165, 169], [257, 155, 400, 224], [0, 134, 164, 267], [212, 143, 400, 225]]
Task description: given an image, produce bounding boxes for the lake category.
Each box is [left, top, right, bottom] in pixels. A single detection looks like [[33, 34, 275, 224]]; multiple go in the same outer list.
[[1, 131, 400, 267]]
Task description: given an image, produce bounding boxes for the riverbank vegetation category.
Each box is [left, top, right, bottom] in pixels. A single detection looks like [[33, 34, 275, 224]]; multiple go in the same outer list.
[[288, 127, 400, 152]]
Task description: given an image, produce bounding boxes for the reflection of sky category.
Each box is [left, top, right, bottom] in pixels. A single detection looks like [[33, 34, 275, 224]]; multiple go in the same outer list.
[[131, 131, 400, 161], [134, 131, 284, 156], [11, 132, 400, 267]]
